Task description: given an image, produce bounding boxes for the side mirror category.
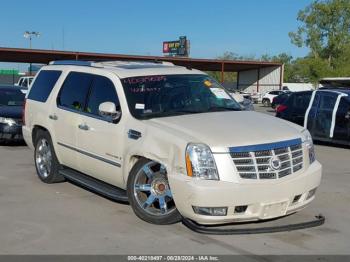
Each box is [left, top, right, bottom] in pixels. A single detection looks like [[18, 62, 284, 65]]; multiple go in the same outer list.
[[99, 102, 121, 122]]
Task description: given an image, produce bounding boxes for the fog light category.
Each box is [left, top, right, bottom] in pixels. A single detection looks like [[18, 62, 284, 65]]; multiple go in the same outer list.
[[192, 206, 227, 216], [234, 205, 248, 214], [293, 195, 302, 204], [306, 188, 317, 200]]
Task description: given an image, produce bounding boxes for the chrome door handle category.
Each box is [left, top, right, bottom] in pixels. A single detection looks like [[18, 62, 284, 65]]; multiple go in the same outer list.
[[49, 114, 58, 120], [78, 124, 89, 131]]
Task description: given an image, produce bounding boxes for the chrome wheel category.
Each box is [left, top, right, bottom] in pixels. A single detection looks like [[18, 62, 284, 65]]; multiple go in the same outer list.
[[35, 138, 52, 179], [133, 161, 176, 216]]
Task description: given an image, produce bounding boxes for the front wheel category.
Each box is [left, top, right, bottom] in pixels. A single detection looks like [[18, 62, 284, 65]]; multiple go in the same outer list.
[[127, 158, 182, 225]]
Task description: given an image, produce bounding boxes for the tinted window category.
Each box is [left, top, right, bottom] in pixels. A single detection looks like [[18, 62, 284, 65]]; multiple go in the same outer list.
[[270, 91, 278, 95], [28, 70, 62, 102], [312, 92, 338, 138], [57, 72, 93, 111], [337, 97, 350, 114], [319, 92, 337, 110], [291, 92, 312, 111], [85, 76, 120, 116], [0, 90, 25, 106]]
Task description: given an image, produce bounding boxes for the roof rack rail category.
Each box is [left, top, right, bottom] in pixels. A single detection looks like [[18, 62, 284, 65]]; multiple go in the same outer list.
[[49, 59, 176, 68], [49, 60, 94, 66]]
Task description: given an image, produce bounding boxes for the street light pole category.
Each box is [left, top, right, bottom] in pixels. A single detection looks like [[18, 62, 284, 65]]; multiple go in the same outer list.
[[24, 31, 40, 75]]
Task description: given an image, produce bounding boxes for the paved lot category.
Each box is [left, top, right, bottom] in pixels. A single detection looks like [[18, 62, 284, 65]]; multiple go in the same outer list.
[[0, 106, 349, 255]]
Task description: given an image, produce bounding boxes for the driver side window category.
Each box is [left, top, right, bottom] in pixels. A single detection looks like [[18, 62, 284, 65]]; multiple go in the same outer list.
[[85, 75, 120, 117]]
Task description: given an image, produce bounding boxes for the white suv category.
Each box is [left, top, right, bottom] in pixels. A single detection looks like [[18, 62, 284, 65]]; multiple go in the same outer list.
[[23, 60, 322, 225], [262, 90, 287, 107]]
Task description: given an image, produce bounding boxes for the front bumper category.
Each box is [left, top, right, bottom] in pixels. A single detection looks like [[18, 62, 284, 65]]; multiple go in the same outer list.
[[170, 161, 322, 225], [0, 123, 23, 141]]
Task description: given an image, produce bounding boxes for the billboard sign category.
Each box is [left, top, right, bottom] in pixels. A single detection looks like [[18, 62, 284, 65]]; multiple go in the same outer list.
[[163, 36, 189, 57]]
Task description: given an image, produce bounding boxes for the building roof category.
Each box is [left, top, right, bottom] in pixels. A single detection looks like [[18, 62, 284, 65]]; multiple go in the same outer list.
[[0, 47, 282, 72]]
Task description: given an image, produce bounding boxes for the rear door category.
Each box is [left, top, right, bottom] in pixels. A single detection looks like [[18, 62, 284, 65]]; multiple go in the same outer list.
[[333, 96, 350, 144], [76, 74, 125, 187], [53, 72, 93, 171]]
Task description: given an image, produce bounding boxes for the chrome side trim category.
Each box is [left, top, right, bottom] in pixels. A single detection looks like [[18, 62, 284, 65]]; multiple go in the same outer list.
[[57, 142, 121, 168]]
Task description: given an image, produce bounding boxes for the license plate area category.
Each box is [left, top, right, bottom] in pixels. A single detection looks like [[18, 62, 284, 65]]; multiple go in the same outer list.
[[260, 201, 288, 219]]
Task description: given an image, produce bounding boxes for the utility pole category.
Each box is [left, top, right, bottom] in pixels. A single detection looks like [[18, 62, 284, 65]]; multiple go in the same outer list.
[[24, 31, 40, 75]]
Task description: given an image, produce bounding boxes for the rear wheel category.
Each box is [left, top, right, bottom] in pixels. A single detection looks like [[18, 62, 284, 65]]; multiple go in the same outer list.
[[34, 130, 65, 183], [263, 99, 270, 107], [127, 158, 182, 225]]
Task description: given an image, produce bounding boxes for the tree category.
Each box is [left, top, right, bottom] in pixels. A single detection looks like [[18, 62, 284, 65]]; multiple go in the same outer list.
[[289, 0, 350, 67], [207, 52, 240, 84]]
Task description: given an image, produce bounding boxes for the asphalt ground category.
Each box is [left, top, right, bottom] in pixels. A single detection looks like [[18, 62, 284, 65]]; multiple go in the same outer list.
[[0, 105, 349, 255]]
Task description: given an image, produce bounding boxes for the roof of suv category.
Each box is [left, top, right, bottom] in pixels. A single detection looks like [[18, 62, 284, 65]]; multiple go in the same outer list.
[[47, 60, 204, 78], [317, 88, 350, 95]]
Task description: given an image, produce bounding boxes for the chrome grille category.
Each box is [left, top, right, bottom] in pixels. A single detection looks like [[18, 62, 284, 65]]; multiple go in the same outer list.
[[230, 139, 304, 180]]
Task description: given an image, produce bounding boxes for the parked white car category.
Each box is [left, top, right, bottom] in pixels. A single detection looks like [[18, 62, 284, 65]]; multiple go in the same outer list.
[[22, 61, 322, 225], [229, 92, 254, 111], [262, 90, 287, 107], [15, 76, 34, 88]]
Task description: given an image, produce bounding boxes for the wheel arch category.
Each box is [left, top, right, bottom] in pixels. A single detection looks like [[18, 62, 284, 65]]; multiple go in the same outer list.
[[124, 154, 168, 185], [32, 125, 63, 164], [32, 125, 49, 145]]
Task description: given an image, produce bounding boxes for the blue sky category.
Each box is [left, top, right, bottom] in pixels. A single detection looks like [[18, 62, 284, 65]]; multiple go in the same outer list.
[[0, 0, 313, 69]]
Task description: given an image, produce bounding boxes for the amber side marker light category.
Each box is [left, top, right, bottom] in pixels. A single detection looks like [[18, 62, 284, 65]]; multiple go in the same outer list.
[[185, 153, 193, 177]]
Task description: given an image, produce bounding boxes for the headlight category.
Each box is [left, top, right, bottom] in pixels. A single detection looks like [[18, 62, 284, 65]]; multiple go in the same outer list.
[[302, 129, 315, 164], [185, 143, 219, 180], [0, 117, 16, 126]]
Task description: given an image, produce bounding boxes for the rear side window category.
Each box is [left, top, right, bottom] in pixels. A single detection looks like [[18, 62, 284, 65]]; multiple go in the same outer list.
[[85, 76, 120, 116], [57, 72, 93, 112], [291, 92, 312, 112], [28, 70, 62, 102]]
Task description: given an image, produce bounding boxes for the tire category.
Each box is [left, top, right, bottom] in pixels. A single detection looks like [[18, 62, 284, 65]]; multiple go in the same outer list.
[[263, 99, 270, 107], [34, 130, 65, 183], [127, 158, 182, 225]]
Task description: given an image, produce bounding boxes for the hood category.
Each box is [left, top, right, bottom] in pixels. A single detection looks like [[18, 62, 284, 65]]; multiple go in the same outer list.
[[0, 106, 22, 119], [148, 111, 304, 153]]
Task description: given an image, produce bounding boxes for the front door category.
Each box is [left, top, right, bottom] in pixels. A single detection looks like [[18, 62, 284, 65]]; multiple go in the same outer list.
[[76, 74, 125, 187]]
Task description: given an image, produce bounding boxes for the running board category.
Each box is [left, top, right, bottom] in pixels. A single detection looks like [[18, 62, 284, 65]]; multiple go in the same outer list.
[[182, 214, 325, 235], [59, 168, 129, 203]]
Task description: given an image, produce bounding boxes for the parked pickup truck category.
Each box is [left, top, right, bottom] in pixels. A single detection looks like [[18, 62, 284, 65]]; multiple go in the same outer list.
[[22, 60, 322, 225]]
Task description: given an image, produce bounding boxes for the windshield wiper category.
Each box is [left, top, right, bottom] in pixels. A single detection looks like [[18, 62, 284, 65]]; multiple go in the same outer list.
[[207, 106, 241, 112], [139, 110, 200, 119]]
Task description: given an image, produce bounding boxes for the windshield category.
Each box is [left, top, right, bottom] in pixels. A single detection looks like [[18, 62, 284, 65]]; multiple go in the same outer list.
[[0, 90, 25, 106], [122, 74, 241, 119]]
